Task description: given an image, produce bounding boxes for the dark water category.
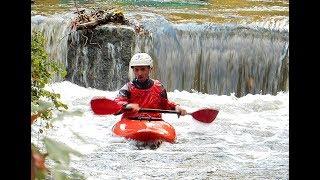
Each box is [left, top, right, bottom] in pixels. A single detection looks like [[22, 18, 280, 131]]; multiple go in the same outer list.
[[32, 0, 288, 24]]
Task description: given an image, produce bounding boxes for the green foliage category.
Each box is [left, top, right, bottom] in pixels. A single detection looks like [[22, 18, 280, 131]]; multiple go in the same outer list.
[[31, 30, 68, 120], [44, 137, 83, 165], [44, 138, 85, 180], [31, 30, 85, 179], [32, 137, 86, 180]]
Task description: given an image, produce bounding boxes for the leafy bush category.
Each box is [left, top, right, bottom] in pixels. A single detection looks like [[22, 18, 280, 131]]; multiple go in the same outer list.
[[31, 30, 67, 121], [31, 30, 84, 180]]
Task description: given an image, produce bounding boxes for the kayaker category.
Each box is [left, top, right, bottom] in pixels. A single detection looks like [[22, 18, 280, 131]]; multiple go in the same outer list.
[[114, 53, 187, 120]]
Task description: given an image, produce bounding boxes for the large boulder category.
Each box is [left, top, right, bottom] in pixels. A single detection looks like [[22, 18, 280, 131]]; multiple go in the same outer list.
[[66, 25, 135, 91]]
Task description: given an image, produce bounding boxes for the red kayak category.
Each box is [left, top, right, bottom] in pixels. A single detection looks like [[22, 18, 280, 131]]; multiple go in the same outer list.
[[112, 118, 176, 143]]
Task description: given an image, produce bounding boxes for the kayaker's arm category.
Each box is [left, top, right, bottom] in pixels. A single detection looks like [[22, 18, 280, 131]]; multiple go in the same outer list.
[[159, 88, 187, 116], [160, 88, 176, 110], [124, 103, 140, 112], [114, 84, 130, 115], [175, 105, 187, 116]]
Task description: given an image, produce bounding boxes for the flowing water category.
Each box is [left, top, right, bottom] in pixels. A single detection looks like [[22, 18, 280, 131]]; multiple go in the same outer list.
[[31, 81, 288, 179], [31, 0, 289, 179], [32, 0, 288, 26], [31, 10, 288, 95]]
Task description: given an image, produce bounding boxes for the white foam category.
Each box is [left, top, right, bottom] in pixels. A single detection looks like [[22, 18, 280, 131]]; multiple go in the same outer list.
[[32, 81, 289, 179]]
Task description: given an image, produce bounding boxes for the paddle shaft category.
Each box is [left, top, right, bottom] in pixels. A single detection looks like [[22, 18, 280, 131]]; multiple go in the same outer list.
[[139, 108, 182, 114], [127, 116, 163, 121]]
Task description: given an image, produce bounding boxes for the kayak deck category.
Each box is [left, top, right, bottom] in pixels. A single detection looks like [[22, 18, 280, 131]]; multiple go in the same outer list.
[[112, 118, 176, 143]]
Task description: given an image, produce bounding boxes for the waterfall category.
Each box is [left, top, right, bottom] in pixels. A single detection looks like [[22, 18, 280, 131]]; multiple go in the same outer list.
[[133, 13, 289, 96], [31, 13, 76, 82], [31, 12, 288, 96]]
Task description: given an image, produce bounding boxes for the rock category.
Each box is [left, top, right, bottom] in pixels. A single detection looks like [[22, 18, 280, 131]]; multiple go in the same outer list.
[[66, 25, 136, 91]]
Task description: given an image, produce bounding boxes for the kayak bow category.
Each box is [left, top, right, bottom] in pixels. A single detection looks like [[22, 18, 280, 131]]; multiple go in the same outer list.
[[112, 118, 176, 143]]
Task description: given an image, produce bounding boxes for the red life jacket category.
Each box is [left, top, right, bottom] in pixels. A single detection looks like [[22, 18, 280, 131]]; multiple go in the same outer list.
[[120, 79, 176, 119]]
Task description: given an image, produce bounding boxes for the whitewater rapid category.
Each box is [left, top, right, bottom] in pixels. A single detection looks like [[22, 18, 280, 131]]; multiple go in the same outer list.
[[31, 81, 288, 179]]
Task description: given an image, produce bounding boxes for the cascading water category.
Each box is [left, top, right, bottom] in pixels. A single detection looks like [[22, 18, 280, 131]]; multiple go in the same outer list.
[[133, 13, 288, 96], [31, 1, 289, 179], [31, 11, 288, 96], [66, 24, 135, 90], [31, 13, 76, 82]]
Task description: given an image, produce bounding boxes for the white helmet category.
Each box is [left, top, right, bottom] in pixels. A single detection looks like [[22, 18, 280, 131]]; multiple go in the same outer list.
[[129, 53, 153, 68]]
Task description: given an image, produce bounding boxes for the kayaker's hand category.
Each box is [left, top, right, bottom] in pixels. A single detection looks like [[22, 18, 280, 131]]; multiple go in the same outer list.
[[125, 103, 140, 112], [175, 105, 187, 116]]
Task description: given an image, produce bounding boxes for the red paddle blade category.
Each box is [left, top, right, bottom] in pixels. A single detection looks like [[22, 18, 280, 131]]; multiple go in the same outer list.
[[191, 108, 219, 123], [90, 98, 122, 115]]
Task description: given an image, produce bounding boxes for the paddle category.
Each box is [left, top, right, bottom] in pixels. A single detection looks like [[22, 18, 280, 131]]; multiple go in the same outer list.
[[90, 97, 219, 123]]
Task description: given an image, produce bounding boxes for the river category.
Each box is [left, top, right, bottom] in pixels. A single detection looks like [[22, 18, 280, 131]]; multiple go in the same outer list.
[[31, 0, 289, 179], [31, 81, 288, 179]]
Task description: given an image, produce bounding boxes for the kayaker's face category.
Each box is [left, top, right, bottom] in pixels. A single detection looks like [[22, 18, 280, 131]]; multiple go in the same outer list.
[[133, 66, 151, 82]]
